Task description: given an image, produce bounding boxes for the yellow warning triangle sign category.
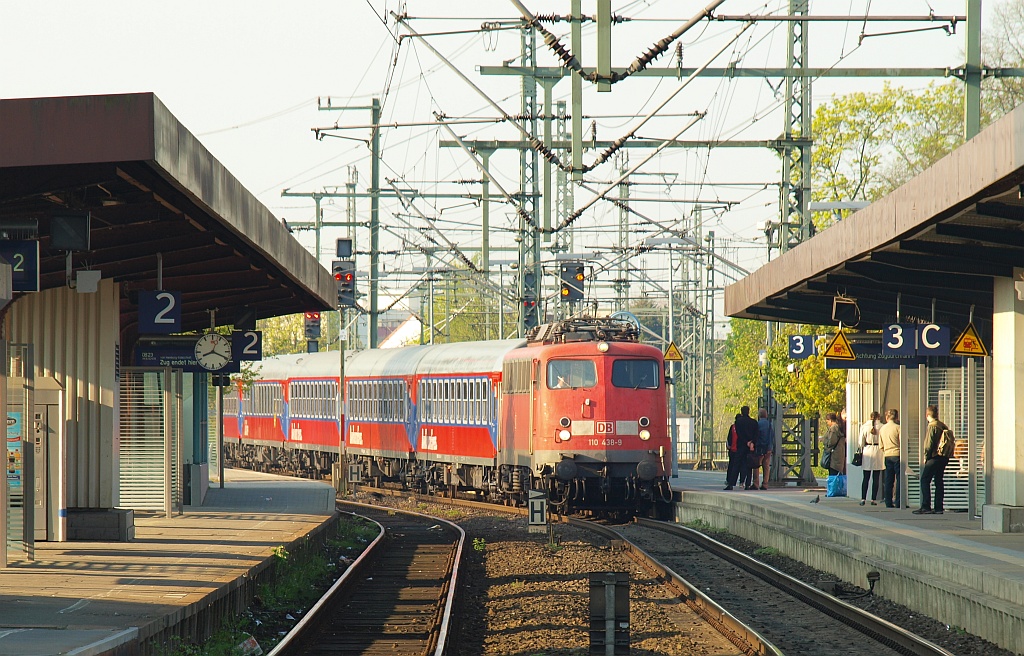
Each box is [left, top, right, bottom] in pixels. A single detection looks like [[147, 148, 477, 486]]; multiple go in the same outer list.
[[950, 322, 989, 357], [823, 330, 856, 361], [664, 341, 683, 361]]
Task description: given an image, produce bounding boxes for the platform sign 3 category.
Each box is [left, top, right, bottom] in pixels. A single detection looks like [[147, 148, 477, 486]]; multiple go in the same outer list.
[[232, 330, 263, 361], [788, 335, 815, 360], [528, 489, 548, 529], [0, 240, 40, 292], [917, 324, 950, 356], [883, 324, 918, 356], [138, 291, 182, 334]]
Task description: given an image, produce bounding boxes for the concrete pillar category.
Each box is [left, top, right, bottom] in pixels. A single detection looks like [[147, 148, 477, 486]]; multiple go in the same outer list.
[[984, 272, 1024, 531]]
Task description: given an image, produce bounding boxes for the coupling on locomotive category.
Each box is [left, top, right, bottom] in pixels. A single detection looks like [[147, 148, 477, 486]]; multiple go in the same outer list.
[[223, 316, 674, 515]]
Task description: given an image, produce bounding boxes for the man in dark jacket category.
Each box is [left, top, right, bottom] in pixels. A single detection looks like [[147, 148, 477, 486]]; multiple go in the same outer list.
[[914, 404, 950, 515], [735, 405, 760, 490], [724, 414, 743, 490]]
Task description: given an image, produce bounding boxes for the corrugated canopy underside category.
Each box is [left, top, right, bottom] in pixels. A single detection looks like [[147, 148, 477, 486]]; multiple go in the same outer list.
[[0, 92, 335, 334]]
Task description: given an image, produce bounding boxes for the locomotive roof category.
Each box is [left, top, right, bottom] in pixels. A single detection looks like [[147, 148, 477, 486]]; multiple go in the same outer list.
[[346, 339, 527, 378]]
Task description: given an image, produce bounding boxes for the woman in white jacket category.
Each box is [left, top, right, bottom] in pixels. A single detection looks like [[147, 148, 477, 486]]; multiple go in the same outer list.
[[857, 411, 884, 505]]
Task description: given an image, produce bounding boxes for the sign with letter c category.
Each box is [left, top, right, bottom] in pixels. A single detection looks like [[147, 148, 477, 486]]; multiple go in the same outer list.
[[917, 324, 950, 356]]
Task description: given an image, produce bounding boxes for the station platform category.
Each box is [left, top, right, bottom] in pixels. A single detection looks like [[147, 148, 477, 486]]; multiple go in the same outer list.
[[669, 469, 1024, 653], [0, 469, 335, 656]]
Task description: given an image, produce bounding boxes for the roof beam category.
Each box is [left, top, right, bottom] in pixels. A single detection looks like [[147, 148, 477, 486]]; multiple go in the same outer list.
[[935, 222, 1024, 248], [869, 250, 1012, 277], [844, 261, 993, 291], [974, 201, 1024, 222], [899, 239, 1024, 266]]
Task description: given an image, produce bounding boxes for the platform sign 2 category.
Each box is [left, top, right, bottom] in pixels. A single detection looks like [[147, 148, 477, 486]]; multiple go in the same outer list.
[[232, 330, 263, 361], [788, 335, 815, 360], [883, 324, 917, 356], [138, 291, 182, 334], [0, 240, 40, 292]]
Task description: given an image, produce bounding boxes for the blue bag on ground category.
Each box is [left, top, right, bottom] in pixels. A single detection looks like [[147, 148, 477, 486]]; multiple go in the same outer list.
[[826, 474, 847, 498]]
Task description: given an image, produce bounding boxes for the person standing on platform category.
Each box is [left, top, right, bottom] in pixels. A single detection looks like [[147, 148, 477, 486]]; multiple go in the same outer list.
[[879, 409, 902, 508], [822, 412, 845, 476], [753, 408, 774, 490], [857, 411, 884, 506], [735, 406, 760, 489], [839, 407, 848, 441], [914, 405, 950, 515], [724, 414, 743, 490]]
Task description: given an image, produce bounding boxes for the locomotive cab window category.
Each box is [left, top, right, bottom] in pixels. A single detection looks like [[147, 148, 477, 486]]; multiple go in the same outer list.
[[611, 359, 660, 389], [546, 359, 597, 389]]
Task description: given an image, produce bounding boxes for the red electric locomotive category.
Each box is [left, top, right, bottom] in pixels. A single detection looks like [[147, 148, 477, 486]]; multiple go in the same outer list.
[[224, 317, 674, 515]]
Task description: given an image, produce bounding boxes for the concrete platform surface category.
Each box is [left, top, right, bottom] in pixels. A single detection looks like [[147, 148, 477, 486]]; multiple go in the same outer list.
[[670, 469, 1024, 653], [0, 469, 335, 656]]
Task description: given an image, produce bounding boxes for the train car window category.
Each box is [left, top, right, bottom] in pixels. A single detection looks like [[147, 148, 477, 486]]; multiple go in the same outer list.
[[546, 359, 597, 389], [611, 359, 660, 389]]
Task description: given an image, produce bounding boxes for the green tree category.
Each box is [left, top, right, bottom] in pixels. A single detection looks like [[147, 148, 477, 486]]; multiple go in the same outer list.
[[983, 0, 1024, 118], [810, 81, 966, 231]]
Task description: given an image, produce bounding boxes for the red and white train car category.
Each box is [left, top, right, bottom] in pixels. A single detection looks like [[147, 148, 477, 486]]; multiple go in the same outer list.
[[225, 317, 673, 513]]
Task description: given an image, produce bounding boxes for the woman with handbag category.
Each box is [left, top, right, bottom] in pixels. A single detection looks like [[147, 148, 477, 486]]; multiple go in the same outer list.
[[822, 412, 847, 497], [856, 411, 884, 506]]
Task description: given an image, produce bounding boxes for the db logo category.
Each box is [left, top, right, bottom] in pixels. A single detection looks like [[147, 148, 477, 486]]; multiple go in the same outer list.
[[597, 422, 614, 434]]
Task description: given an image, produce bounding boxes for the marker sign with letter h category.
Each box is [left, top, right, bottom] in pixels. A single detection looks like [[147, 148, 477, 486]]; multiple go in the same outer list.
[[528, 489, 548, 533]]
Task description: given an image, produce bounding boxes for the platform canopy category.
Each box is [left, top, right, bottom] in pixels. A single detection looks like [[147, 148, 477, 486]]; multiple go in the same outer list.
[[0, 93, 335, 333], [725, 102, 1024, 342]]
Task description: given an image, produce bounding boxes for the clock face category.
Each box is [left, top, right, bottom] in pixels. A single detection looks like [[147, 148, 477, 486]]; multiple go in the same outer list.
[[194, 333, 232, 371]]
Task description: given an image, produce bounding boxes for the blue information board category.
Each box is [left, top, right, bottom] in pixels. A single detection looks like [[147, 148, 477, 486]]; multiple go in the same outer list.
[[135, 336, 239, 373], [882, 324, 918, 356], [138, 291, 182, 334], [232, 330, 263, 361], [0, 241, 40, 292], [917, 324, 951, 356], [788, 335, 815, 360]]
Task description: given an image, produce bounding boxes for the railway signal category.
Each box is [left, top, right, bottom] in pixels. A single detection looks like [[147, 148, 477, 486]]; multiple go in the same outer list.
[[303, 311, 321, 339], [559, 263, 585, 302], [523, 296, 538, 330], [333, 259, 356, 307]]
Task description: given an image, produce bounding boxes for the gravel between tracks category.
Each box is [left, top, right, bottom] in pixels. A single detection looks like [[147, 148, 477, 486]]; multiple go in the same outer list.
[[352, 491, 742, 656]]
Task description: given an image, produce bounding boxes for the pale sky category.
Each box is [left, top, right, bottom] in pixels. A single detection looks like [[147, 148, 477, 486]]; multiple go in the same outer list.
[[0, 0, 987, 317]]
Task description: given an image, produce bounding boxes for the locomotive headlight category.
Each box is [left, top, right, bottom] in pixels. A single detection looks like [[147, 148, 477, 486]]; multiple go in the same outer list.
[[558, 429, 572, 441], [597, 341, 610, 353], [559, 416, 571, 428], [638, 416, 650, 428], [639, 429, 651, 441]]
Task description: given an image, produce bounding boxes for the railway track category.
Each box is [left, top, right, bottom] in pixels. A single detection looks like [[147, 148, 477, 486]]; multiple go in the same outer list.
[[360, 487, 956, 655], [268, 502, 464, 656], [612, 518, 956, 656]]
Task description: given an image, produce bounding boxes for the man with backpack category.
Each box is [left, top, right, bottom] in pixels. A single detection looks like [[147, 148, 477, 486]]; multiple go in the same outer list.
[[914, 404, 954, 515]]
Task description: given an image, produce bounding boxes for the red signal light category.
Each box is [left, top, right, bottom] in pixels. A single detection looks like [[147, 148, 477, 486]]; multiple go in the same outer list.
[[304, 311, 321, 321]]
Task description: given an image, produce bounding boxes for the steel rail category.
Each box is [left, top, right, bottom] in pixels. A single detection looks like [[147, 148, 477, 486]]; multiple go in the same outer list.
[[359, 488, 774, 654], [567, 517, 780, 656], [265, 510, 386, 656], [635, 518, 957, 656], [267, 503, 465, 656]]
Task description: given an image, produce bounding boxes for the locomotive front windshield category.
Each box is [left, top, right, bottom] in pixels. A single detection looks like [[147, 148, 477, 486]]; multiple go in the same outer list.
[[547, 359, 597, 389], [611, 359, 660, 389]]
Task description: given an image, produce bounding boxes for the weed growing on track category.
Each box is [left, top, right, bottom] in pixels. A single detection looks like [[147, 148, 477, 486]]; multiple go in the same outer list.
[[155, 516, 378, 656], [473, 537, 487, 551], [754, 546, 781, 557], [683, 518, 726, 535]]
